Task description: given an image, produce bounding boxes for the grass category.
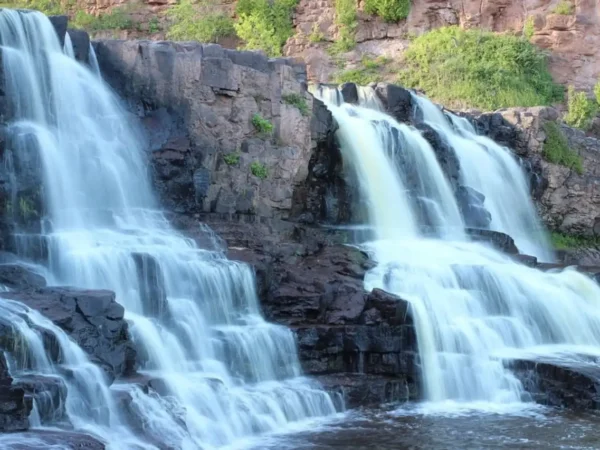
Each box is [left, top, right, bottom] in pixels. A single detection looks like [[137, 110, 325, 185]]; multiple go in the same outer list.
[[397, 26, 564, 110], [309, 23, 325, 43], [251, 114, 274, 135], [148, 16, 160, 33], [550, 232, 600, 250], [235, 0, 297, 57], [563, 86, 597, 130], [331, 0, 357, 53], [71, 7, 135, 31], [223, 152, 240, 166], [542, 121, 583, 174], [333, 55, 390, 84], [363, 0, 410, 22], [595, 80, 600, 106], [167, 0, 235, 43], [250, 162, 268, 179], [282, 93, 309, 116], [553, 0, 573, 15], [0, 0, 68, 15], [523, 16, 535, 40]]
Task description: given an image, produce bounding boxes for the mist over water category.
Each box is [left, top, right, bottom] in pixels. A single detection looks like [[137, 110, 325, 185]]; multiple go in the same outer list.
[[315, 86, 600, 409], [0, 9, 335, 448]]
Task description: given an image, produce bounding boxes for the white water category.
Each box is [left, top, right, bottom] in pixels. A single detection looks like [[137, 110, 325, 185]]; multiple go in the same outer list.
[[1, 9, 335, 448], [411, 94, 554, 262], [316, 87, 600, 409]]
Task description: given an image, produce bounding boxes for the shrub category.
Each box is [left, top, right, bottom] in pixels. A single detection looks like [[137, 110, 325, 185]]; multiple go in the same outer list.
[[553, 0, 573, 15], [334, 55, 390, 84], [282, 93, 309, 116], [223, 152, 240, 165], [1, 0, 66, 15], [331, 0, 357, 53], [167, 0, 235, 43], [234, 0, 297, 57], [398, 26, 564, 110], [148, 17, 160, 33], [594, 80, 600, 106], [251, 114, 273, 135], [309, 23, 325, 43], [250, 161, 268, 179], [363, 0, 410, 22], [542, 121, 583, 174], [71, 8, 134, 31], [563, 86, 597, 130], [523, 16, 535, 40], [550, 232, 600, 250]]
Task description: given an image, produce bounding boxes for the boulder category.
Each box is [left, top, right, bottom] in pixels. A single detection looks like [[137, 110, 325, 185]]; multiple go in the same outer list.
[[48, 15, 67, 47], [14, 375, 67, 424], [466, 228, 519, 254], [455, 185, 492, 229], [0, 263, 46, 290], [340, 83, 358, 104], [374, 83, 413, 124], [0, 353, 31, 432], [1, 287, 136, 382], [66, 29, 90, 64]]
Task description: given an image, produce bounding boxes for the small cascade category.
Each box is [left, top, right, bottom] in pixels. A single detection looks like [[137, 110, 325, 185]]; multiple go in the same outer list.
[[316, 86, 600, 409], [411, 94, 554, 262], [87, 42, 100, 76], [0, 8, 336, 448]]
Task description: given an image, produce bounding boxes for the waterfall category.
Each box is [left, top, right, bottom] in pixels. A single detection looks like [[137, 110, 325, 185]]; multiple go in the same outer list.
[[0, 9, 335, 448], [411, 94, 554, 262], [316, 86, 600, 409]]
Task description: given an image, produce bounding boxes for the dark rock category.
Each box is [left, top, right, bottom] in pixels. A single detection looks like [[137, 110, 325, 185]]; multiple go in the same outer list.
[[0, 263, 46, 290], [1, 287, 136, 382], [48, 15, 68, 47], [466, 228, 519, 254], [455, 185, 492, 229], [66, 29, 90, 64], [512, 254, 538, 267], [14, 375, 67, 424], [340, 83, 359, 104], [509, 356, 600, 409], [4, 430, 105, 449], [375, 83, 413, 124], [131, 253, 169, 320], [0, 353, 31, 432], [416, 123, 461, 189]]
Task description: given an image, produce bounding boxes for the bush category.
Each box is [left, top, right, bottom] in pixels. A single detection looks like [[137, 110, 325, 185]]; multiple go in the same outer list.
[[282, 93, 309, 116], [223, 152, 240, 165], [333, 55, 390, 84], [564, 86, 597, 130], [523, 16, 535, 40], [250, 162, 268, 179], [251, 114, 273, 135], [550, 232, 600, 250], [542, 121, 583, 174], [594, 80, 600, 106], [363, 0, 410, 22], [309, 23, 325, 43], [553, 0, 573, 15], [167, 0, 235, 43], [331, 0, 357, 53], [148, 17, 160, 33], [234, 0, 297, 56], [398, 26, 564, 110], [1, 0, 67, 15], [71, 8, 134, 31]]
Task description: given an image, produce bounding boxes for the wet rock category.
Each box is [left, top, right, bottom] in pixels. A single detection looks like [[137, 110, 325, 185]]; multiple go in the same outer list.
[[416, 123, 461, 188], [466, 228, 519, 254], [48, 15, 67, 47], [0, 263, 46, 290], [131, 253, 169, 320], [374, 83, 413, 124], [15, 375, 67, 424], [67, 28, 90, 64], [509, 356, 600, 409], [0, 352, 31, 432], [1, 287, 136, 382], [340, 83, 358, 104], [3, 430, 105, 449], [455, 185, 492, 229]]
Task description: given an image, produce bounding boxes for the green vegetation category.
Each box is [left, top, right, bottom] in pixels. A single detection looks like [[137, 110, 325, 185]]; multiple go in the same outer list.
[[334, 55, 390, 84], [167, 0, 235, 43], [71, 7, 134, 31], [309, 23, 325, 43], [18, 197, 37, 220], [148, 17, 160, 33], [563, 86, 597, 130], [398, 26, 564, 110], [523, 15, 535, 40], [550, 232, 600, 250], [553, 0, 573, 15], [282, 93, 309, 116], [594, 80, 600, 106], [251, 114, 274, 135], [363, 0, 410, 22], [223, 152, 240, 166], [542, 121, 583, 174], [250, 161, 268, 179], [0, 0, 68, 15], [330, 0, 357, 54], [234, 0, 297, 56]]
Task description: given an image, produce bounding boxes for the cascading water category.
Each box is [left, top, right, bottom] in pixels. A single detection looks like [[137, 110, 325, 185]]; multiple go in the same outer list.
[[411, 93, 554, 262], [316, 86, 600, 409], [0, 8, 335, 448]]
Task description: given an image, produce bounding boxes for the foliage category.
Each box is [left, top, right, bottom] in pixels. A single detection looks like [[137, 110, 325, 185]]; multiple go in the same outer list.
[[333, 55, 390, 84], [331, 0, 356, 53], [308, 23, 325, 43], [18, 197, 37, 220], [0, 0, 67, 15], [563, 86, 597, 130], [397, 26, 564, 110], [550, 232, 600, 250], [594, 80, 600, 106], [251, 114, 273, 135], [282, 93, 309, 116], [167, 0, 235, 43], [234, 0, 297, 56], [542, 121, 583, 174], [71, 7, 134, 31], [553, 0, 573, 15], [363, 0, 409, 22], [223, 152, 240, 166], [148, 17, 160, 33], [523, 16, 535, 40], [250, 161, 268, 179]]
